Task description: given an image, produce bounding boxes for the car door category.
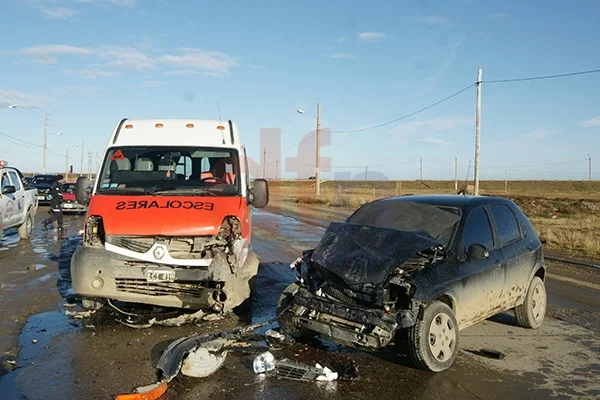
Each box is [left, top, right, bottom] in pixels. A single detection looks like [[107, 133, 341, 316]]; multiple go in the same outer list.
[[454, 205, 506, 327], [8, 171, 25, 224], [1, 171, 18, 228], [488, 203, 531, 309]]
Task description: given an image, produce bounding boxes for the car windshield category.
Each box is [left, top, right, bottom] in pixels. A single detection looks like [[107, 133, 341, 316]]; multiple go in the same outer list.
[[63, 184, 76, 193], [347, 200, 462, 248], [33, 176, 56, 184], [96, 146, 240, 196]]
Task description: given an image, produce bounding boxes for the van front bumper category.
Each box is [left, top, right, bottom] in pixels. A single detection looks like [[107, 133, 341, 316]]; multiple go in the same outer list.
[[71, 246, 258, 311]]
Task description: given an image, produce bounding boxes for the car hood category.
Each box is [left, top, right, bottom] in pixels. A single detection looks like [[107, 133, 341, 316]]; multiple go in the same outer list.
[[311, 222, 439, 286], [31, 183, 52, 189]]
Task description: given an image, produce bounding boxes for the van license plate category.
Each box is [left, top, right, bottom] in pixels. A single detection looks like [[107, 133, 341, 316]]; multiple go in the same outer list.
[[146, 270, 175, 283]]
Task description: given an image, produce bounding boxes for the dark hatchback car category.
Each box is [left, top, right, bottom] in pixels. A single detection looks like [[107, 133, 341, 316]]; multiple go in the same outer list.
[[29, 174, 58, 205], [277, 195, 546, 372]]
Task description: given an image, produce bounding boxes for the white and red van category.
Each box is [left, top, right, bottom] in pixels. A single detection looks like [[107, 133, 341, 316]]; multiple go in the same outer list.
[[72, 119, 269, 312]]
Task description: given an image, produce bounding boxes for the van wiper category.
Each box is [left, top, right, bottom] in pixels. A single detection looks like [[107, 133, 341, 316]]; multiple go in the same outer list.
[[152, 188, 218, 197], [99, 187, 155, 196]]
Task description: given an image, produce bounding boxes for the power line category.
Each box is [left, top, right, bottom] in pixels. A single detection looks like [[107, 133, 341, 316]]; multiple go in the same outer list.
[[0, 130, 62, 156], [266, 132, 317, 154], [0, 86, 65, 132], [331, 83, 476, 134], [484, 68, 600, 84]]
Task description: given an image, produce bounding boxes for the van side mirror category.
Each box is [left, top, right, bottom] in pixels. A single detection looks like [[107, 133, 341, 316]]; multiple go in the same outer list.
[[2, 185, 16, 195], [75, 177, 91, 206], [467, 243, 489, 260], [250, 179, 269, 208]]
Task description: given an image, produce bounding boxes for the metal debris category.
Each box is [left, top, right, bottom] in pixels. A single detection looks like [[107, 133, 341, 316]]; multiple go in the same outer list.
[[265, 329, 286, 343], [202, 313, 223, 322], [65, 310, 96, 319], [274, 359, 338, 382]]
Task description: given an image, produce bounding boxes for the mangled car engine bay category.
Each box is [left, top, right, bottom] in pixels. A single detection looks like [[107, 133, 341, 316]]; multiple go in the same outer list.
[[277, 200, 461, 350]]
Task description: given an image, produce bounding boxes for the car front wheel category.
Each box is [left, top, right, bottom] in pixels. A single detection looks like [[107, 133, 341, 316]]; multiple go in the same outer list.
[[514, 276, 546, 329], [406, 301, 459, 372]]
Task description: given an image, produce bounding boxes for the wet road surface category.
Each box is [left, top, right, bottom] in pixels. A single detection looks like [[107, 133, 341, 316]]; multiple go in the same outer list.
[[0, 208, 598, 399]]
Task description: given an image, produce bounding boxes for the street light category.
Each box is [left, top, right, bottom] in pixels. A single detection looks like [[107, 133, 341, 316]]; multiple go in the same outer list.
[[66, 144, 78, 180], [297, 104, 322, 196]]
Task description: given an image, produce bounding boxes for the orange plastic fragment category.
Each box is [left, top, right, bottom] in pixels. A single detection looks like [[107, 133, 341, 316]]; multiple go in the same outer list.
[[115, 381, 168, 400]]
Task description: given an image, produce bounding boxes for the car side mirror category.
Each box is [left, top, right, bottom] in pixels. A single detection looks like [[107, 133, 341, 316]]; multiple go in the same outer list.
[[249, 179, 269, 208], [2, 185, 16, 195], [75, 177, 91, 206], [467, 243, 489, 260]]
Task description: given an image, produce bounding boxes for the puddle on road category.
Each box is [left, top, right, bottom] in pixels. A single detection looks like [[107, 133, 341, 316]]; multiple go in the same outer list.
[[0, 309, 78, 398], [0, 228, 21, 252]]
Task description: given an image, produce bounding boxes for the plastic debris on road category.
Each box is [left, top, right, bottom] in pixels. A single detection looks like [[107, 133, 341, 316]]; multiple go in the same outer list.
[[115, 380, 168, 400], [265, 329, 286, 343], [181, 347, 229, 378], [253, 351, 276, 373]]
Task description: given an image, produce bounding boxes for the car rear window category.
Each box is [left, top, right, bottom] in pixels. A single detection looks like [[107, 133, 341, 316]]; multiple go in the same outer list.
[[490, 204, 521, 245], [463, 207, 494, 251]]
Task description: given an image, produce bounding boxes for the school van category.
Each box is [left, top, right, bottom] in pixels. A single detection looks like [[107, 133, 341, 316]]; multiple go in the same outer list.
[[71, 119, 269, 312]]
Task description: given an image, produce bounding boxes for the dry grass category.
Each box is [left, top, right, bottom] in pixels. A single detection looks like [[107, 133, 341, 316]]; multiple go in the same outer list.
[[268, 181, 600, 259]]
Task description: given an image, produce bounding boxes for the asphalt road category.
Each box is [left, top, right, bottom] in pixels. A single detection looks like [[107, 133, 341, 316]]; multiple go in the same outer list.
[[0, 208, 598, 400]]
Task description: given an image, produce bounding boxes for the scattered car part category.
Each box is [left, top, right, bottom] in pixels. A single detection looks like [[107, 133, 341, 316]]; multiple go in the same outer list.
[[468, 348, 506, 360], [265, 329, 286, 343], [253, 351, 276, 373], [181, 347, 229, 378], [115, 381, 168, 400], [65, 309, 96, 319], [157, 319, 273, 382], [275, 359, 338, 382]]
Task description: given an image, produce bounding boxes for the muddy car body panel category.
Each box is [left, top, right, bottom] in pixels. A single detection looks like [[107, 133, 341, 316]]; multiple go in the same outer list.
[[279, 195, 545, 353], [70, 119, 268, 311]]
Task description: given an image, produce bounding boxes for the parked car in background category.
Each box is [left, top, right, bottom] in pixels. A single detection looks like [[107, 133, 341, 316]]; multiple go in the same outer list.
[[61, 181, 88, 214], [22, 176, 34, 186], [278, 195, 546, 372], [29, 174, 58, 205], [0, 160, 39, 240]]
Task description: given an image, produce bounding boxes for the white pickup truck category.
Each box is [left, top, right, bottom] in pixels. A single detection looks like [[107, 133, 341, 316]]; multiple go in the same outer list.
[[0, 160, 39, 241]]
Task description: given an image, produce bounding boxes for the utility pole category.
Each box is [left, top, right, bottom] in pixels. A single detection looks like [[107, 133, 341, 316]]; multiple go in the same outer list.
[[87, 152, 92, 179], [263, 148, 266, 179], [365, 166, 368, 188], [80, 142, 84, 177], [42, 113, 48, 174], [504, 168, 508, 192], [95, 152, 99, 175], [315, 102, 321, 196], [474, 68, 482, 195], [276, 158, 279, 180], [420, 157, 423, 180], [589, 154, 592, 181], [454, 157, 458, 191], [65, 149, 69, 180]]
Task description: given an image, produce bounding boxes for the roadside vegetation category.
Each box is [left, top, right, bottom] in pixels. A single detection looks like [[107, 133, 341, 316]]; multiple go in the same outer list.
[[267, 180, 600, 260]]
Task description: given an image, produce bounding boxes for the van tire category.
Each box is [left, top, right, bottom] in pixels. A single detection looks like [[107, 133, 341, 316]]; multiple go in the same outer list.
[[18, 211, 34, 240]]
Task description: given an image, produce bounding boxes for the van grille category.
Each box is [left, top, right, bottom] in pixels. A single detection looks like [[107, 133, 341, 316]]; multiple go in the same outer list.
[[107, 236, 154, 253], [115, 278, 206, 297], [106, 235, 211, 259]]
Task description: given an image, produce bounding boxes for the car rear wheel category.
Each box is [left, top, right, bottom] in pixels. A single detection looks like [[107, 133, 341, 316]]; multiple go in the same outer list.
[[406, 301, 459, 372], [514, 276, 546, 329], [276, 283, 314, 342], [18, 211, 34, 239]]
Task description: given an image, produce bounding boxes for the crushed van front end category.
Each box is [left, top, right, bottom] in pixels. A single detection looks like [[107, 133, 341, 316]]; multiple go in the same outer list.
[[71, 216, 258, 311]]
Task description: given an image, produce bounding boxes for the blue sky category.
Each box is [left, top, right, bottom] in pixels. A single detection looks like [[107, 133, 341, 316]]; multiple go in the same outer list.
[[0, 0, 599, 180]]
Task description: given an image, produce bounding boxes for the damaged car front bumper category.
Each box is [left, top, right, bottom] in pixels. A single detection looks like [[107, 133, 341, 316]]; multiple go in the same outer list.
[[71, 246, 258, 311], [281, 285, 417, 349]]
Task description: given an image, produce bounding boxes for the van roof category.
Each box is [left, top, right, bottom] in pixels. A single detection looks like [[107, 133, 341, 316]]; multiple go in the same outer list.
[[109, 119, 242, 149]]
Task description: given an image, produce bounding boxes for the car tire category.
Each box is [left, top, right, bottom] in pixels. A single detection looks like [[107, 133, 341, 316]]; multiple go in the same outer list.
[[276, 283, 314, 341], [406, 301, 459, 372], [18, 211, 34, 240], [81, 297, 104, 310], [514, 276, 546, 329]]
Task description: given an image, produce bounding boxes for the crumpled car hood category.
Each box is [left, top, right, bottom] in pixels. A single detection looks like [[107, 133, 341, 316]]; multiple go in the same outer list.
[[311, 222, 439, 286]]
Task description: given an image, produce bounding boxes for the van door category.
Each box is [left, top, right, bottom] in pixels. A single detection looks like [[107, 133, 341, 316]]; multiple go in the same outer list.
[[243, 146, 252, 231]]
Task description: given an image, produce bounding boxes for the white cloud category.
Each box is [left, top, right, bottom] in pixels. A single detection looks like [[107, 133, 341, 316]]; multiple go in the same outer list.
[[40, 7, 80, 19], [520, 128, 558, 141], [63, 67, 121, 78], [20, 44, 94, 64], [578, 116, 600, 128], [418, 137, 452, 145], [393, 115, 473, 135], [408, 15, 451, 26], [358, 32, 386, 42], [99, 46, 153, 71], [336, 37, 346, 43], [159, 48, 238, 76], [331, 53, 356, 59], [491, 12, 508, 20]]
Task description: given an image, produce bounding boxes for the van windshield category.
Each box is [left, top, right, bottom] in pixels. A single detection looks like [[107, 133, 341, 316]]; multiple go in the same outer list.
[[96, 146, 240, 196]]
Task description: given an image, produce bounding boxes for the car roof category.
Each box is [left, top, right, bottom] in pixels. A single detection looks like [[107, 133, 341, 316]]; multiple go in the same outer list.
[[370, 194, 515, 209]]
